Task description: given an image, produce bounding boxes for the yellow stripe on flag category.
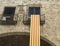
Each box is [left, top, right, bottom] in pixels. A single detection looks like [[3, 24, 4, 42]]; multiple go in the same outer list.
[[30, 15, 40, 46]]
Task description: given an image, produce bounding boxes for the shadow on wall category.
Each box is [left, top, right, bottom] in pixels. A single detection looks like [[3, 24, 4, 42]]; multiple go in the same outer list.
[[0, 32, 56, 46]]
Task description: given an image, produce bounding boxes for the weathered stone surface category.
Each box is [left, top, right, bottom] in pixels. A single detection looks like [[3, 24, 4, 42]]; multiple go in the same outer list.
[[0, 0, 60, 46]]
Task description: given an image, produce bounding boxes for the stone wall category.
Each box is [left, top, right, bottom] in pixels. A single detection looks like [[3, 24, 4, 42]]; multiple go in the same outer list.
[[0, 0, 60, 46]]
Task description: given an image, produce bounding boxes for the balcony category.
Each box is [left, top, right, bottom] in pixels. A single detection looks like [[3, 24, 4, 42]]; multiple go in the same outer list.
[[23, 7, 45, 25], [0, 7, 18, 25], [23, 15, 45, 25], [0, 14, 18, 25]]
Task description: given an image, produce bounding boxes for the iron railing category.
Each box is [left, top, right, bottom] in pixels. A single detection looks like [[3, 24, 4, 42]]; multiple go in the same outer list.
[[23, 14, 45, 25], [0, 14, 18, 25]]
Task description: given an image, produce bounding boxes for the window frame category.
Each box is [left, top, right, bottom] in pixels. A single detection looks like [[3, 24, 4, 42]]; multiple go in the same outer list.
[[2, 7, 16, 21], [28, 7, 40, 16]]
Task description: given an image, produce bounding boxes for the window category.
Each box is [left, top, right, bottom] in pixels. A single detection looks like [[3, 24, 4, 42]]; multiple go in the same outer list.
[[3, 7, 16, 16], [1, 7, 17, 25], [3, 7, 16, 21], [29, 7, 40, 16]]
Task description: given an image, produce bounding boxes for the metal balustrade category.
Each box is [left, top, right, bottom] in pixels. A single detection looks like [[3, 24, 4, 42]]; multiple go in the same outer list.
[[23, 14, 45, 25], [0, 14, 18, 25]]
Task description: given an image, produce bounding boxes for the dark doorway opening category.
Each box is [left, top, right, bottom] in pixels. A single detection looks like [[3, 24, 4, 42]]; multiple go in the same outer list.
[[0, 35, 55, 46]]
